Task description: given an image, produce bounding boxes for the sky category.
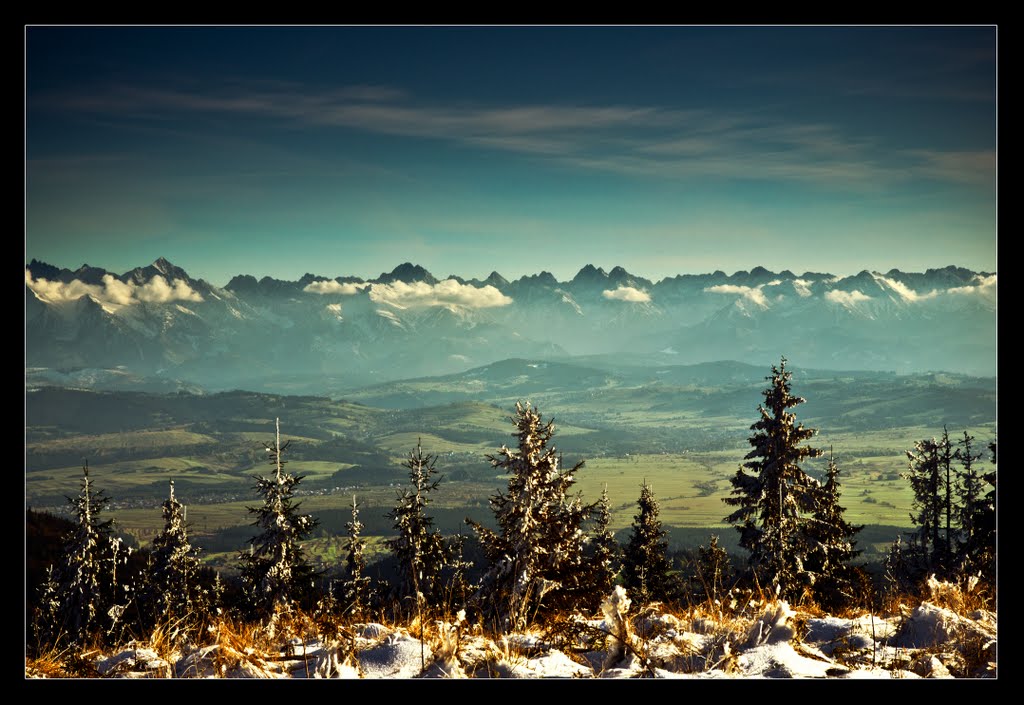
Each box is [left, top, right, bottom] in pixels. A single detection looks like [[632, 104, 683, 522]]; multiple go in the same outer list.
[[25, 26, 997, 287]]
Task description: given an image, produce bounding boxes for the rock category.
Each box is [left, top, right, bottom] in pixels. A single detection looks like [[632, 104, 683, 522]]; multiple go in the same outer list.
[[357, 632, 432, 678]]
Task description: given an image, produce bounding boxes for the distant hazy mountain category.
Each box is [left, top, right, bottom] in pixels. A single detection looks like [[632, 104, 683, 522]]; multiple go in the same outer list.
[[25, 258, 996, 393]]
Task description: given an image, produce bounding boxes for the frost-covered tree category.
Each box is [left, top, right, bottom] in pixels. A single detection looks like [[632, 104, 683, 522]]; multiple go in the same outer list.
[[342, 494, 374, 620], [688, 535, 733, 604], [386, 441, 448, 612], [145, 480, 208, 628], [239, 418, 319, 617], [621, 481, 674, 605], [723, 357, 823, 600], [35, 463, 128, 647], [801, 450, 863, 610], [467, 401, 592, 630], [440, 533, 474, 610], [587, 485, 619, 604]]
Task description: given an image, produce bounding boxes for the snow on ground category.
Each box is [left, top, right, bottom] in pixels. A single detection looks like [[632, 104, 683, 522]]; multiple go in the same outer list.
[[31, 592, 997, 679]]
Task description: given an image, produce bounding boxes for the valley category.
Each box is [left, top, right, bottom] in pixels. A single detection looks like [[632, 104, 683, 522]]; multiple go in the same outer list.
[[25, 356, 997, 570]]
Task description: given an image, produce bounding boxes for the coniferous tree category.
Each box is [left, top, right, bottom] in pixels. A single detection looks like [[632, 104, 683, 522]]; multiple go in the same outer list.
[[146, 480, 208, 628], [937, 427, 956, 572], [969, 440, 997, 586], [954, 431, 985, 572], [904, 436, 947, 575], [688, 535, 733, 605], [622, 481, 673, 605], [239, 418, 319, 617], [802, 449, 863, 610], [439, 533, 474, 612], [35, 463, 127, 647], [588, 485, 620, 603], [467, 401, 592, 630], [386, 441, 448, 612], [723, 357, 823, 600], [342, 494, 374, 620]]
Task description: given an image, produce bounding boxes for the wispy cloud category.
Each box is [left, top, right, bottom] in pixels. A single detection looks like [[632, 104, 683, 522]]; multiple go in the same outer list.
[[369, 279, 512, 309], [40, 82, 992, 191], [602, 285, 651, 303], [303, 280, 368, 295], [26, 270, 203, 307]]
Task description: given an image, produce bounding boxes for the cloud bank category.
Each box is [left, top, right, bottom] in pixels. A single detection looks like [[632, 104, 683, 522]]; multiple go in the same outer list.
[[791, 279, 813, 298], [825, 289, 872, 306], [602, 286, 651, 303], [878, 277, 939, 302], [26, 270, 203, 306], [705, 284, 768, 307], [304, 280, 369, 295], [948, 274, 997, 302], [369, 279, 512, 309]]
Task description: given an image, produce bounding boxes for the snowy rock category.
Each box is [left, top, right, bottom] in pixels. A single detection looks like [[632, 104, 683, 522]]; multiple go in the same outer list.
[[745, 601, 796, 647], [421, 656, 468, 678], [892, 602, 996, 650], [735, 642, 835, 678], [174, 643, 285, 679], [357, 632, 432, 678], [307, 648, 361, 679], [356, 622, 391, 640], [97, 647, 172, 678], [525, 649, 593, 678], [910, 654, 954, 679], [503, 632, 546, 653], [804, 615, 892, 654], [492, 648, 593, 678]]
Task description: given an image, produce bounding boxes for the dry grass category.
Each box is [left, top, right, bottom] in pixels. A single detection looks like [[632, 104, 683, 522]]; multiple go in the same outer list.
[[923, 573, 991, 614], [26, 573, 998, 679]]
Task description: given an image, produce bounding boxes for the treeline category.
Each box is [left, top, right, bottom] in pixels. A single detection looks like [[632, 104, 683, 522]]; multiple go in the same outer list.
[[27, 357, 996, 653]]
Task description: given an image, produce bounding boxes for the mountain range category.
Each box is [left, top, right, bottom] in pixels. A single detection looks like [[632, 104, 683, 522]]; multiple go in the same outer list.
[[25, 258, 997, 394]]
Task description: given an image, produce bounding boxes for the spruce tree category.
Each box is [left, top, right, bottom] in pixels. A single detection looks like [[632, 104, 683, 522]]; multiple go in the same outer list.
[[801, 449, 863, 610], [386, 441, 448, 612], [954, 431, 984, 573], [904, 436, 947, 575], [723, 357, 823, 600], [969, 440, 997, 586], [687, 535, 733, 605], [239, 418, 319, 617], [467, 401, 592, 630], [621, 481, 673, 605], [35, 463, 126, 647], [342, 494, 374, 620], [146, 480, 208, 628], [588, 485, 619, 603], [937, 427, 956, 572]]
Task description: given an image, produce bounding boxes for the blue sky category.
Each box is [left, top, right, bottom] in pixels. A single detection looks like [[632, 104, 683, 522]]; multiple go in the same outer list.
[[26, 26, 996, 286]]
